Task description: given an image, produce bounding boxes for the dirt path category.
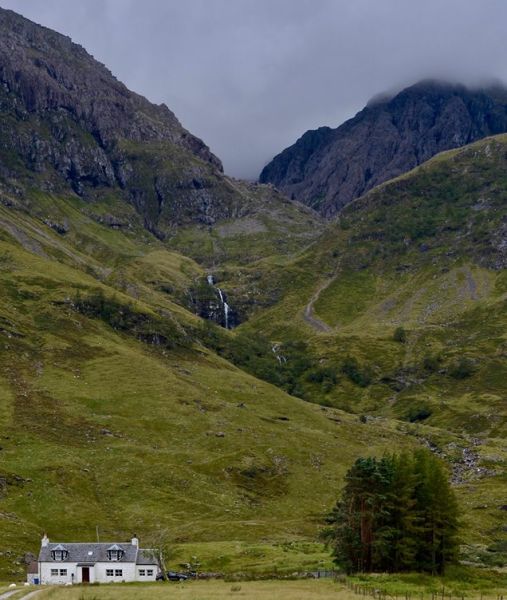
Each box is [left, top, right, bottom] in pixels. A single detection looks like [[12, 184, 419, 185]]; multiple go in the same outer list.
[[22, 592, 43, 599], [303, 279, 335, 333], [0, 589, 42, 599]]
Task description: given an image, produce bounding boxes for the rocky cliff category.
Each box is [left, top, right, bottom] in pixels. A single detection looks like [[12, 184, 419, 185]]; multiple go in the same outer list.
[[259, 80, 507, 217], [0, 8, 261, 235]]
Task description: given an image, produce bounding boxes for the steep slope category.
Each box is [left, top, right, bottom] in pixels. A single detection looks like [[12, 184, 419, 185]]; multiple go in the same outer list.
[[260, 80, 507, 217], [0, 11, 409, 578], [249, 135, 507, 424], [0, 180, 419, 579], [241, 137, 507, 567], [0, 7, 322, 256]]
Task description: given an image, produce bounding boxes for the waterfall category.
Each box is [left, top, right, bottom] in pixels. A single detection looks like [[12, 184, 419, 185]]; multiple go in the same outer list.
[[207, 275, 232, 329], [223, 297, 230, 330], [217, 288, 230, 329], [271, 343, 287, 364]]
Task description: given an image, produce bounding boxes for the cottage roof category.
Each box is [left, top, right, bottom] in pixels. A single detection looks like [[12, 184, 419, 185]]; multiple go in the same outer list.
[[136, 549, 157, 565], [52, 544, 67, 551], [38, 542, 157, 565]]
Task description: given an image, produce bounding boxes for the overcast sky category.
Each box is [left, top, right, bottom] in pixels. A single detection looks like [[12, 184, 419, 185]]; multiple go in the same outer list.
[[2, 0, 507, 178]]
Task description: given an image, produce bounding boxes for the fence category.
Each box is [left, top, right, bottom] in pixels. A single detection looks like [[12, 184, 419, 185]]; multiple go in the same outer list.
[[344, 579, 505, 600]]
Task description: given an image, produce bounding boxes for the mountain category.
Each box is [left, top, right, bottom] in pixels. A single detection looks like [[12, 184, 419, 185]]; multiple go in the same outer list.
[[0, 8, 338, 579], [0, 6, 322, 255], [0, 7, 506, 581], [259, 80, 507, 217]]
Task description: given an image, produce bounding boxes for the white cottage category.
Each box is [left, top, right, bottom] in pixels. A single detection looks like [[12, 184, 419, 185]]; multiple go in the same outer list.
[[36, 534, 159, 584]]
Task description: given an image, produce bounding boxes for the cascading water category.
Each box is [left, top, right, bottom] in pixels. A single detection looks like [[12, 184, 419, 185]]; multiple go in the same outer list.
[[217, 288, 230, 329], [207, 274, 232, 329], [271, 343, 287, 364]]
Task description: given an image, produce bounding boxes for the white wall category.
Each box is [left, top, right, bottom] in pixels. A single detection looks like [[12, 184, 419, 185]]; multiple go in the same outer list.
[[40, 562, 78, 585], [94, 561, 136, 582], [40, 561, 158, 584], [136, 566, 157, 581]]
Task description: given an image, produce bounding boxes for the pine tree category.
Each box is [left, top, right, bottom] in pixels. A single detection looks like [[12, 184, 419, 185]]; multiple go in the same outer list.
[[413, 450, 460, 574], [326, 449, 460, 574]]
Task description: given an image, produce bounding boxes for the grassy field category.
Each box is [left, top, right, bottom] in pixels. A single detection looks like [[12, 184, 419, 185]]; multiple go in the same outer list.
[[23, 574, 507, 600], [15, 580, 345, 600], [348, 568, 507, 597]]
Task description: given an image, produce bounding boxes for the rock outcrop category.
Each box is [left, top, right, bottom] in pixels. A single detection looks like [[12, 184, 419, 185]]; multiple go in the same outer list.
[[259, 80, 507, 217], [0, 8, 252, 233]]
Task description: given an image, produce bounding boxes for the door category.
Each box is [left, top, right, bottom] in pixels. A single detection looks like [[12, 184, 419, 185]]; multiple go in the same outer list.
[[82, 567, 90, 583]]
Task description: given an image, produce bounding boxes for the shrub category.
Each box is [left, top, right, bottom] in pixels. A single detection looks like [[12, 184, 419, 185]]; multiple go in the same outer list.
[[448, 357, 476, 379], [406, 405, 432, 422], [72, 289, 187, 349], [423, 354, 441, 372], [393, 326, 407, 343], [342, 356, 372, 387]]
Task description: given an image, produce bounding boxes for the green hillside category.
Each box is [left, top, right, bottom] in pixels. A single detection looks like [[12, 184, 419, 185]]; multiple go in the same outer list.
[[0, 181, 417, 579], [228, 136, 507, 569], [0, 137, 505, 579], [0, 8, 506, 582]]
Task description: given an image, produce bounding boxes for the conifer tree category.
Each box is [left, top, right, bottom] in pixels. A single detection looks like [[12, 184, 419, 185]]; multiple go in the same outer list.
[[325, 449, 459, 574]]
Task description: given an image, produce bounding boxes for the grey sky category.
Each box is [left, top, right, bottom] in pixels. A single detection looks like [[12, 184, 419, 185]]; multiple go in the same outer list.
[[2, 0, 507, 178]]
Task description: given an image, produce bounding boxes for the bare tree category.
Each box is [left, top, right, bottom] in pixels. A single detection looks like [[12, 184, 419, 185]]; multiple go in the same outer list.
[[143, 528, 177, 580]]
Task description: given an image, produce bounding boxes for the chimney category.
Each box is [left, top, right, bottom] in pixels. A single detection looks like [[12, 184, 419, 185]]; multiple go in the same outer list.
[[41, 533, 49, 547], [131, 534, 139, 547]]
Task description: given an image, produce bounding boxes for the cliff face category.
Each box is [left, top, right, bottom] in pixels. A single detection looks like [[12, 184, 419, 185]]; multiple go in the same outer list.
[[0, 8, 251, 234], [259, 81, 507, 217]]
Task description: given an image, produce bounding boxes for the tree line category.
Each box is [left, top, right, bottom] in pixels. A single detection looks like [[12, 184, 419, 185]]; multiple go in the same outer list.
[[324, 450, 459, 574]]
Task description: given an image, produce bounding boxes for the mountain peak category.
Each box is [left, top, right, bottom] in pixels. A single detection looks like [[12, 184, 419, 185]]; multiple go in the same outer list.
[[260, 79, 507, 217], [0, 6, 221, 168]]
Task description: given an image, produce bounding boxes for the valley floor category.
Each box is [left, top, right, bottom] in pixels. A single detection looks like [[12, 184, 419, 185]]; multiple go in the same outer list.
[[16, 579, 507, 600], [5, 581, 340, 600]]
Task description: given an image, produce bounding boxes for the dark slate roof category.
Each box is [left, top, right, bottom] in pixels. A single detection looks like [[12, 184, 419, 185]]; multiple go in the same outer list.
[[136, 549, 157, 565], [107, 544, 123, 551], [38, 543, 140, 563]]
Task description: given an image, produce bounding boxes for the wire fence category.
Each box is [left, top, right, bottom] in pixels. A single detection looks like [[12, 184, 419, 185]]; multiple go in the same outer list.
[[344, 578, 505, 600]]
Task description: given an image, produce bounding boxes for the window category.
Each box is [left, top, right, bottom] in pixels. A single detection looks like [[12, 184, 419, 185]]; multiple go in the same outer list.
[[50, 545, 69, 561], [115, 569, 123, 577], [147, 569, 154, 576], [59, 569, 67, 576], [51, 569, 58, 576], [106, 545, 125, 561], [139, 569, 146, 576], [106, 569, 114, 577]]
